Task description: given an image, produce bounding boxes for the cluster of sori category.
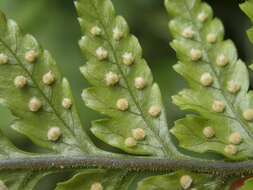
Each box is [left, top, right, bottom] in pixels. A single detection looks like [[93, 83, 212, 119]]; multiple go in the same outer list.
[[181, 11, 245, 156], [0, 50, 74, 143], [89, 25, 163, 149]]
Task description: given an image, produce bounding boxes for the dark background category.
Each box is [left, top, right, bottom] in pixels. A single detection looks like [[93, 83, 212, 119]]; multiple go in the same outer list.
[[0, 0, 252, 189]]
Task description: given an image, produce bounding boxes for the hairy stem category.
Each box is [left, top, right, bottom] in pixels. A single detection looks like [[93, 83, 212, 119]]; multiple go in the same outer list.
[[2, 156, 253, 176]]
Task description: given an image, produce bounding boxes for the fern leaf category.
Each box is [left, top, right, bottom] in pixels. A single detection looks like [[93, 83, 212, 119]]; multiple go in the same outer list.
[[137, 170, 222, 190], [56, 169, 138, 190], [240, 0, 253, 44], [165, 0, 253, 160], [56, 169, 235, 190], [0, 10, 104, 156], [75, 0, 179, 157]]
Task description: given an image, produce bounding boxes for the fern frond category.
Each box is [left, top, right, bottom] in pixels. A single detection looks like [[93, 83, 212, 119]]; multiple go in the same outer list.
[[0, 6, 118, 189], [0, 0, 252, 189], [56, 169, 138, 190], [0, 10, 101, 156], [75, 0, 179, 157], [137, 170, 224, 190], [165, 0, 253, 160], [56, 169, 229, 190]]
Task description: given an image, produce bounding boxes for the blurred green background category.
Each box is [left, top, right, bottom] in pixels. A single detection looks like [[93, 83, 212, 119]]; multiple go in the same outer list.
[[0, 0, 252, 189]]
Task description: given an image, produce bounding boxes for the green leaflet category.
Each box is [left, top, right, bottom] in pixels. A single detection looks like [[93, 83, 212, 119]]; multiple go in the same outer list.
[[165, 0, 253, 160], [137, 170, 220, 190], [240, 0, 253, 44], [56, 169, 138, 190], [0, 10, 101, 156], [75, 0, 179, 157]]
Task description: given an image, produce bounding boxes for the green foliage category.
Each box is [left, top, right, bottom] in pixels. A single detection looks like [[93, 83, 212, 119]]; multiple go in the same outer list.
[[0, 0, 184, 188], [0, 9, 100, 156], [165, 0, 253, 160], [75, 0, 179, 157], [56, 169, 138, 190], [137, 170, 220, 190], [0, 4, 108, 189], [0, 0, 252, 189]]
